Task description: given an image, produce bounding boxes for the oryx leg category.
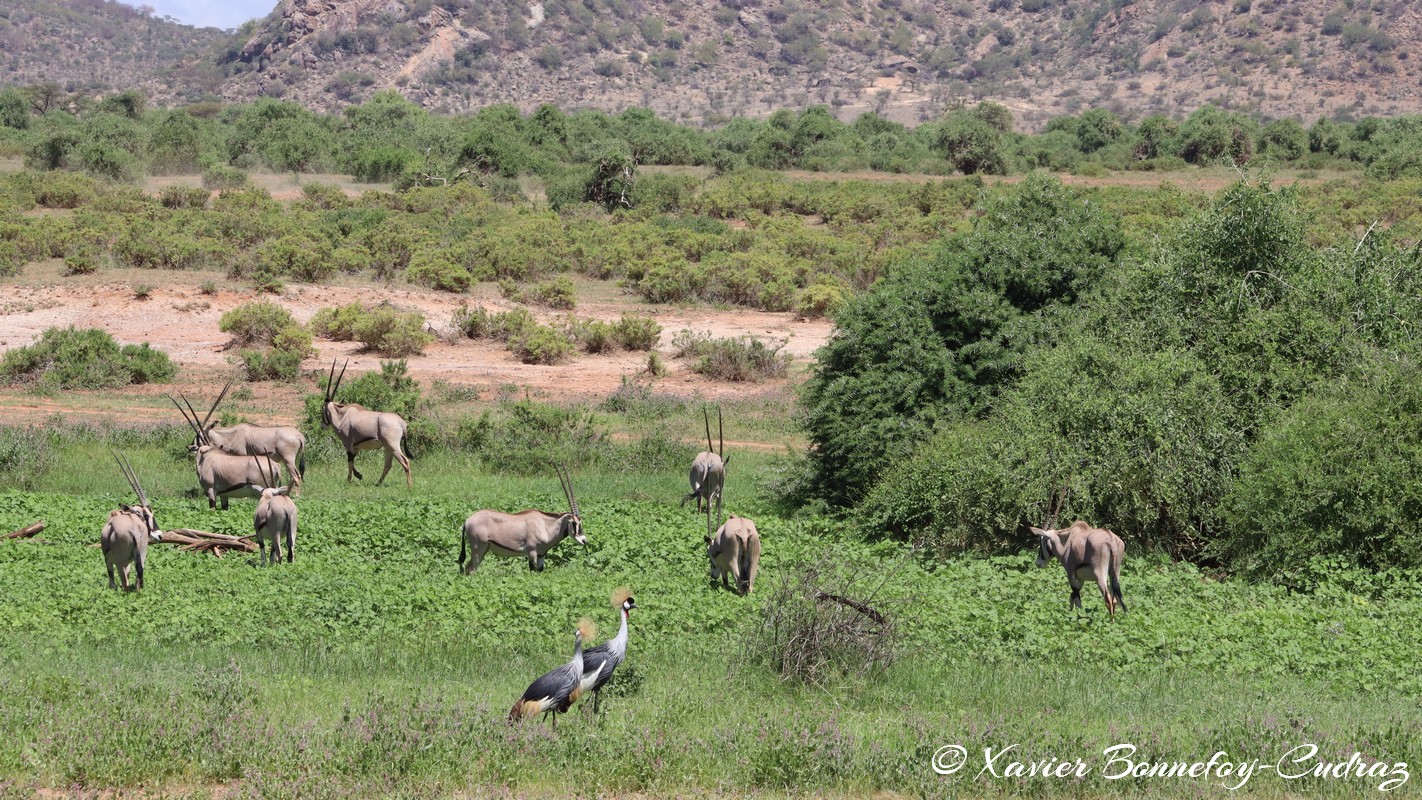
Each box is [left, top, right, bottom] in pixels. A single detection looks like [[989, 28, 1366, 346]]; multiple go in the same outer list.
[[463, 540, 487, 574], [725, 537, 742, 592], [118, 563, 131, 592], [207, 487, 217, 510], [1092, 562, 1114, 618], [258, 533, 267, 566], [1110, 557, 1127, 615], [271, 529, 283, 566], [134, 556, 144, 591], [347, 450, 363, 482], [282, 454, 303, 494], [106, 562, 117, 590]]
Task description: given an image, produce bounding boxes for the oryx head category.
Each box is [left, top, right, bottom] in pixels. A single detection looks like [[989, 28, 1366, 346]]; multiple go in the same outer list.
[[169, 382, 231, 452], [113, 450, 161, 541], [554, 464, 586, 546], [1030, 526, 1063, 568], [321, 359, 349, 427]]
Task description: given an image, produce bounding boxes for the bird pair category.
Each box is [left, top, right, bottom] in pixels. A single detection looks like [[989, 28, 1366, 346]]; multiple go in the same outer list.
[[508, 589, 638, 727]]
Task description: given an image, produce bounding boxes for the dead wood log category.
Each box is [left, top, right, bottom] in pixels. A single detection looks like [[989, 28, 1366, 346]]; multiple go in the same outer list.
[[3, 521, 44, 540], [815, 592, 888, 625]]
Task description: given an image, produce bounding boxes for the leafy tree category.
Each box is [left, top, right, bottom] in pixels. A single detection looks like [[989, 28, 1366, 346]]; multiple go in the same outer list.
[[1257, 118, 1307, 161], [585, 140, 637, 211], [0, 88, 29, 130], [929, 110, 1007, 174], [802, 175, 1125, 503], [1174, 105, 1257, 165]]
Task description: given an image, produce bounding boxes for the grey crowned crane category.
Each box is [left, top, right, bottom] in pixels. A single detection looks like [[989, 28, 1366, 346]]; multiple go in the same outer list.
[[508, 619, 593, 728], [578, 589, 637, 714]]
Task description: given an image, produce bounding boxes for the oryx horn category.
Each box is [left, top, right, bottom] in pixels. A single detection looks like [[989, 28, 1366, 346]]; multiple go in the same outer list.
[[169, 394, 206, 443], [111, 449, 148, 508], [717, 406, 724, 458], [704, 407, 713, 453], [200, 380, 233, 431], [326, 358, 349, 402]]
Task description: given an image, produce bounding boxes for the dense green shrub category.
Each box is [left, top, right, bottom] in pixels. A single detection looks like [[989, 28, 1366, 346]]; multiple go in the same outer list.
[[311, 303, 366, 341], [202, 165, 249, 191], [802, 175, 1126, 503], [0, 327, 176, 389], [1217, 358, 1422, 578], [350, 305, 435, 357], [219, 301, 299, 347], [611, 314, 661, 350], [407, 251, 472, 292], [159, 185, 210, 210], [512, 324, 577, 364]]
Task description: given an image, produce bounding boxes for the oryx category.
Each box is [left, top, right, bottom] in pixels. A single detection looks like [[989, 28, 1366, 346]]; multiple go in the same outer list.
[[321, 360, 412, 488], [682, 407, 729, 516], [252, 456, 297, 565], [707, 511, 760, 595], [102, 451, 162, 591], [169, 383, 306, 494], [1031, 520, 1127, 619], [175, 397, 284, 509], [459, 465, 586, 573]]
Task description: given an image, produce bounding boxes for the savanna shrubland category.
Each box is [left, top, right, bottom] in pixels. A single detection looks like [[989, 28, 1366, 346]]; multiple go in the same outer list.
[[835, 177, 1422, 576]]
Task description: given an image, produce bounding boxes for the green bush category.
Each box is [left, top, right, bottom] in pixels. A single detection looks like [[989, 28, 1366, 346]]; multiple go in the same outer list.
[[674, 330, 790, 381], [529, 276, 577, 309], [62, 247, 102, 276], [219, 301, 299, 347], [512, 324, 576, 365], [311, 303, 367, 341], [240, 347, 305, 382], [350, 305, 434, 356], [1216, 359, 1422, 577], [0, 327, 176, 390], [0, 241, 23, 277], [566, 318, 617, 353], [202, 165, 249, 191], [159, 185, 210, 210], [802, 174, 1126, 503], [611, 314, 662, 350], [407, 251, 472, 292], [257, 235, 336, 283]]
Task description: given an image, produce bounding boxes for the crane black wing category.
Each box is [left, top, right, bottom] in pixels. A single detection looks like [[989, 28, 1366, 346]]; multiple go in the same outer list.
[[581, 643, 622, 693]]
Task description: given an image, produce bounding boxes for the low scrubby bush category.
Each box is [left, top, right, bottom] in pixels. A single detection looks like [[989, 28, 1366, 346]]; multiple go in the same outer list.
[[407, 251, 472, 292], [511, 324, 576, 365], [0, 327, 176, 389], [219, 301, 299, 347], [612, 314, 662, 350], [341, 304, 435, 357], [673, 329, 790, 381]]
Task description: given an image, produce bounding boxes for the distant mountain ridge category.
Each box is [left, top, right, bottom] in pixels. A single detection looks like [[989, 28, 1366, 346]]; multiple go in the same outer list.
[[7, 0, 1422, 129]]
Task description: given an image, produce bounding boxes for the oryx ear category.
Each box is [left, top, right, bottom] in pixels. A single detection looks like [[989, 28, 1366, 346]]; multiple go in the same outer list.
[[722, 454, 731, 466], [274, 487, 291, 496], [119, 503, 132, 512], [1029, 526, 1047, 536]]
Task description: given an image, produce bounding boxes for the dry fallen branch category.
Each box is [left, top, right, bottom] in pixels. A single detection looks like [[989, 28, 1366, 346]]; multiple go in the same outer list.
[[4, 521, 45, 540], [815, 592, 887, 625], [156, 528, 258, 556]]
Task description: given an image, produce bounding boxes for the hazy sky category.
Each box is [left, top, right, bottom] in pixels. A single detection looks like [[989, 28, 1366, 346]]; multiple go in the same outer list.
[[143, 0, 272, 30]]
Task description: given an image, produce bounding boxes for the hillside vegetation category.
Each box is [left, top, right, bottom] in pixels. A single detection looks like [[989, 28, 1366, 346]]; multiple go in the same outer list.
[[5, 0, 1422, 127]]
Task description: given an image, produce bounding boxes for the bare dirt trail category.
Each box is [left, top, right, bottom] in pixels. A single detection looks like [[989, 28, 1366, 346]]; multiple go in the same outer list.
[[0, 270, 832, 425]]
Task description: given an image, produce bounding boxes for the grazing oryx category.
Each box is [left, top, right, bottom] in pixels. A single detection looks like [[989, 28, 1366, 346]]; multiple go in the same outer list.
[[176, 398, 283, 509], [321, 360, 412, 488], [682, 407, 729, 516], [252, 456, 297, 565], [169, 383, 306, 494], [459, 465, 586, 573], [102, 451, 162, 591], [707, 512, 760, 595], [1031, 520, 1127, 619]]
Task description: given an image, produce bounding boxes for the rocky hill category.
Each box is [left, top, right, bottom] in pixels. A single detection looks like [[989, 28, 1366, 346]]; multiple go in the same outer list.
[[0, 0, 226, 98], [10, 0, 1422, 129]]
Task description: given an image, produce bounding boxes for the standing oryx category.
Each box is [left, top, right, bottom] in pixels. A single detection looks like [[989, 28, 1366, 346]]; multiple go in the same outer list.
[[707, 512, 760, 595], [321, 360, 412, 488], [1031, 520, 1127, 619], [175, 399, 284, 509], [102, 451, 162, 591], [459, 465, 586, 573], [682, 407, 729, 517], [168, 383, 306, 494], [252, 457, 297, 565]]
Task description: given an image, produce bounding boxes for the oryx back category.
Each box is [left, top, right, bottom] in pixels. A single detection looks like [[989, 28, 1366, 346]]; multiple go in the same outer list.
[[708, 514, 760, 595], [1032, 520, 1127, 618], [196, 447, 282, 510]]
